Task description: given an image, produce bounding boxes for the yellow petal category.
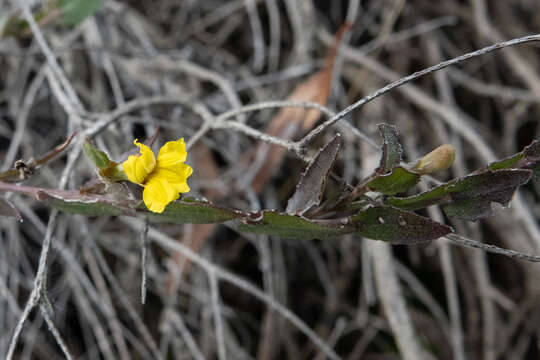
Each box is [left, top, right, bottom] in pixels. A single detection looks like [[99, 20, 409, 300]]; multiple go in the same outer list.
[[143, 176, 180, 213], [122, 140, 156, 184], [156, 138, 187, 167], [171, 181, 190, 194], [153, 163, 193, 185]]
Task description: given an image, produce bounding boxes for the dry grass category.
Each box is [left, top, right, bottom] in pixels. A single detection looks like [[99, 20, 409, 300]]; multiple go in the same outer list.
[[1, 0, 540, 359]]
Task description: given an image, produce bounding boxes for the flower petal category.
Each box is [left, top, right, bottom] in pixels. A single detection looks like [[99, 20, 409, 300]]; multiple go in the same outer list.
[[153, 163, 193, 184], [143, 176, 180, 213], [156, 138, 187, 167], [150, 163, 192, 200], [170, 181, 190, 194], [122, 140, 156, 184]]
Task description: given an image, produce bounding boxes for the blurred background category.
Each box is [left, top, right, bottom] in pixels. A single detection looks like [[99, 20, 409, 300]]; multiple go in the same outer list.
[[1, 0, 540, 359]]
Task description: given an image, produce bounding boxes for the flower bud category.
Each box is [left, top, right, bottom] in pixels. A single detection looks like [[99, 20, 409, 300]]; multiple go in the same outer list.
[[412, 144, 456, 175]]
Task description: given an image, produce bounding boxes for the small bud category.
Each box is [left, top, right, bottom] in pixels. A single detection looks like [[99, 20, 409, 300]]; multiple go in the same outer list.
[[412, 144, 456, 175]]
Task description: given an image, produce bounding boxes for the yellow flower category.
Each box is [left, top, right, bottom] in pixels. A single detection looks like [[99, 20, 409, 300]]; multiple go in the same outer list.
[[122, 139, 193, 213]]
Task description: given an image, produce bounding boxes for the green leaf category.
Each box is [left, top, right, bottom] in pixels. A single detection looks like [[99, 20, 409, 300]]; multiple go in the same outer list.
[[366, 167, 420, 195], [443, 169, 531, 220], [237, 207, 451, 243], [237, 211, 356, 239], [488, 153, 523, 171], [387, 169, 532, 221], [37, 190, 127, 216], [351, 206, 452, 244], [82, 140, 128, 182], [43, 191, 242, 223], [286, 134, 341, 215], [83, 140, 110, 169], [387, 185, 447, 210], [0, 182, 242, 223], [377, 123, 402, 173], [58, 0, 102, 25], [0, 182, 453, 243], [487, 140, 540, 182], [143, 198, 243, 224]]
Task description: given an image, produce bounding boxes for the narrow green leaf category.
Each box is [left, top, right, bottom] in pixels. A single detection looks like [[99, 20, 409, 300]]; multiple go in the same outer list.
[[387, 169, 532, 221], [58, 0, 102, 25], [488, 153, 523, 171], [238, 207, 451, 243], [443, 169, 531, 220], [366, 167, 420, 195], [83, 140, 110, 169], [352, 206, 452, 244], [144, 198, 243, 224], [487, 140, 540, 181], [387, 184, 447, 210], [286, 134, 341, 215], [0, 182, 242, 223], [377, 123, 402, 173], [82, 140, 128, 182], [42, 191, 242, 223], [237, 211, 356, 239], [37, 190, 127, 216]]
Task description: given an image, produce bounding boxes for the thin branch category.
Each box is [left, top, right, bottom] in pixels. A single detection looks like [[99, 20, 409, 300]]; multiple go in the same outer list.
[[6, 210, 59, 360], [140, 217, 149, 305], [154, 58, 245, 122], [85, 96, 206, 137], [2, 67, 46, 171], [215, 100, 335, 123], [359, 16, 457, 54], [89, 239, 163, 360], [40, 304, 74, 360], [445, 234, 540, 262], [182, 0, 250, 39], [447, 69, 540, 103], [168, 310, 206, 360], [19, 1, 83, 111], [369, 241, 431, 360], [300, 33, 540, 146], [209, 271, 226, 360], [264, 0, 281, 72], [212, 120, 300, 153], [244, 0, 265, 71], [122, 218, 341, 360]]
